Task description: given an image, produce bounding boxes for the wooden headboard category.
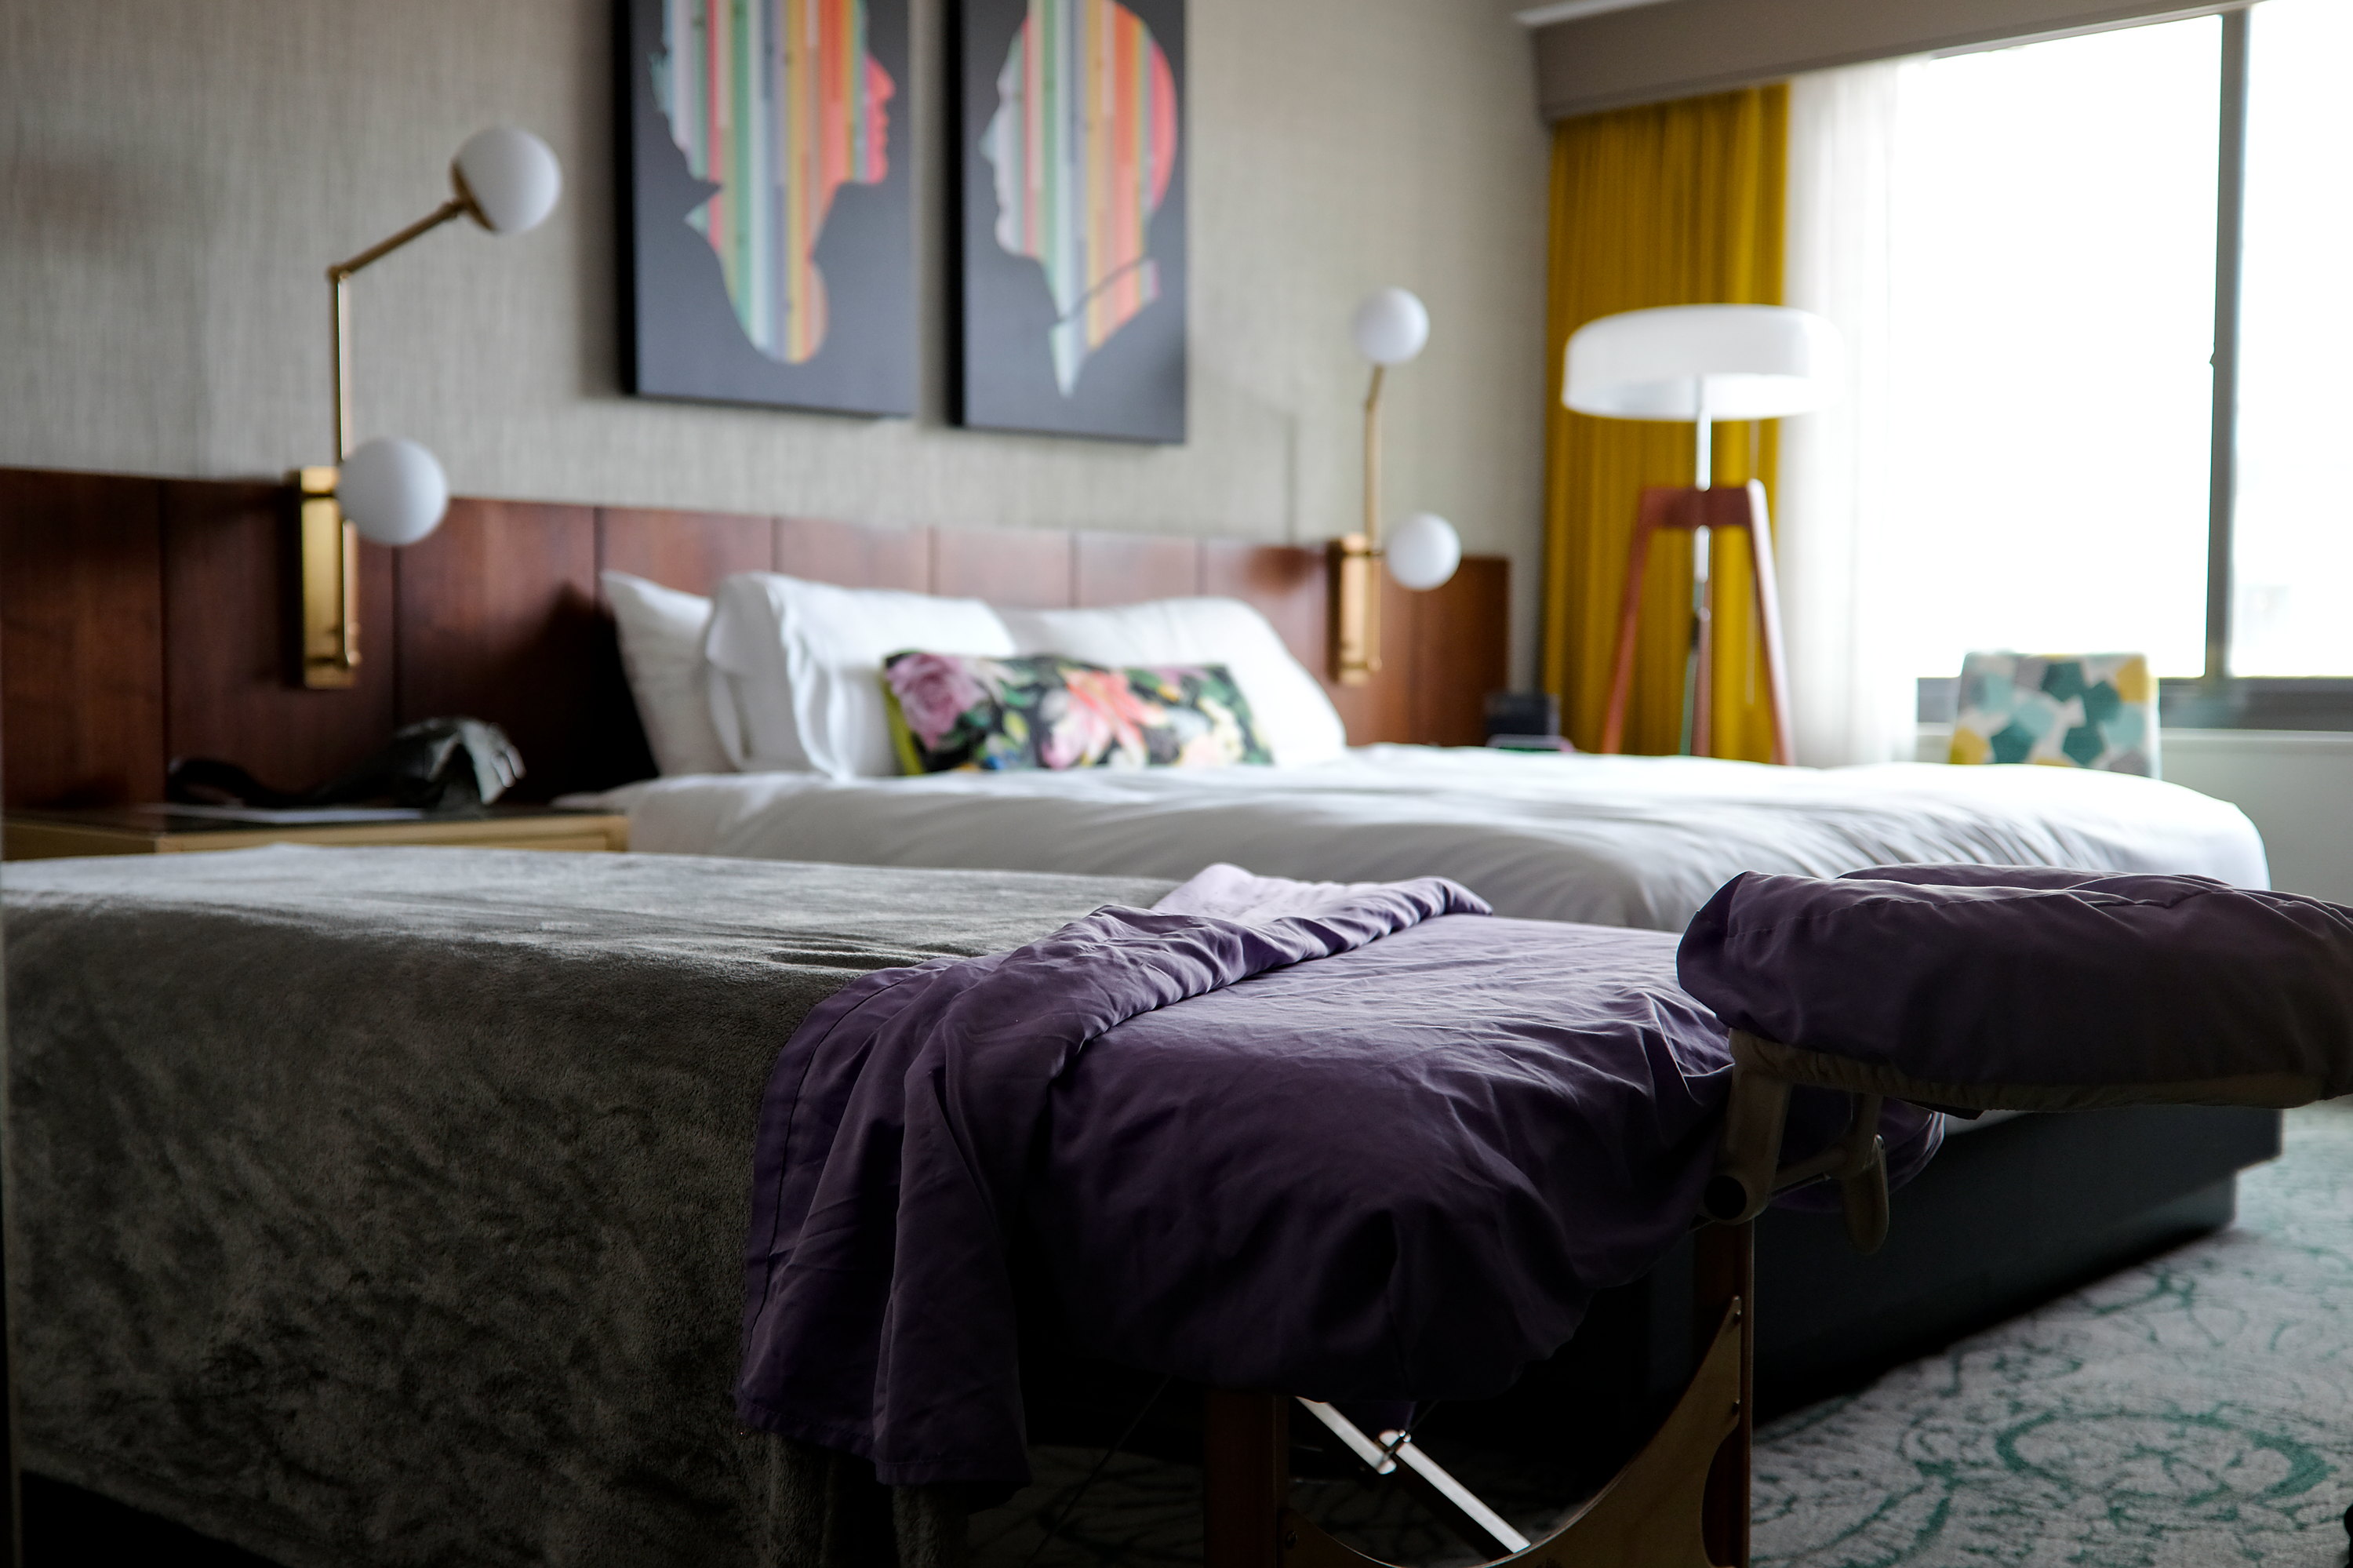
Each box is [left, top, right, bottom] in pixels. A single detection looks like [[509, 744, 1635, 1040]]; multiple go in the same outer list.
[[0, 467, 1509, 807]]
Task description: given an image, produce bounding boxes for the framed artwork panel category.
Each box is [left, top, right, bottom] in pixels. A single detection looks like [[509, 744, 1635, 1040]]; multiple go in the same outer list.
[[954, 0, 1188, 443], [620, 0, 916, 417]]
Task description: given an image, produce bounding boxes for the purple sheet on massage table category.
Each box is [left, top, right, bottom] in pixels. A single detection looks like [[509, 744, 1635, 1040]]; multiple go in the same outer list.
[[736, 866, 1939, 1487], [1678, 864, 2353, 1094]]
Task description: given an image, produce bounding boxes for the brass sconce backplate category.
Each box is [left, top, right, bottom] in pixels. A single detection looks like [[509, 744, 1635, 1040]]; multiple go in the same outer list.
[[1329, 534, 1380, 687], [293, 465, 358, 689]]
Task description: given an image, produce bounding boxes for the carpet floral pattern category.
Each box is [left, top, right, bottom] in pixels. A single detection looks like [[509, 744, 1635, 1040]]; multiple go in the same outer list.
[[1755, 1099, 2353, 1567]]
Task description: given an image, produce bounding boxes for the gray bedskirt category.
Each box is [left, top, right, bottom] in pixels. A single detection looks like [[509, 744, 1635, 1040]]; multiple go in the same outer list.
[[4, 846, 1171, 1568]]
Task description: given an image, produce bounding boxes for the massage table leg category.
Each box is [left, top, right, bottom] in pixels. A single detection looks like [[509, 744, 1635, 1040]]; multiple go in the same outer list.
[[1695, 1223, 1754, 1568], [1202, 1224, 1754, 1568], [1204, 1389, 1290, 1568]]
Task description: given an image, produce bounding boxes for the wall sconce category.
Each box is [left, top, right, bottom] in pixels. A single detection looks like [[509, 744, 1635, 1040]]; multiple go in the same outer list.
[[293, 126, 562, 689], [1331, 287, 1462, 686]]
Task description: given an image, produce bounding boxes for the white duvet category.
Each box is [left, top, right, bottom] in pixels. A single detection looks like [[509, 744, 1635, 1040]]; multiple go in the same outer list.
[[570, 745, 2268, 931]]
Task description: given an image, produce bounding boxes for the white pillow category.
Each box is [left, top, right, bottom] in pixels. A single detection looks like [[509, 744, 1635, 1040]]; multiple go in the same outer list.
[[601, 571, 734, 777], [705, 573, 1017, 777], [998, 597, 1347, 767]]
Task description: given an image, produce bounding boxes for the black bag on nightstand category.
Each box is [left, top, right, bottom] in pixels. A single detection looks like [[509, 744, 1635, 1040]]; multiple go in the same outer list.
[[167, 717, 524, 813]]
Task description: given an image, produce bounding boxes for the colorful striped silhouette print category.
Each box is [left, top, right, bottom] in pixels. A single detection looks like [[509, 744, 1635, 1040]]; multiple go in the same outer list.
[[653, 0, 895, 364], [980, 0, 1179, 395]]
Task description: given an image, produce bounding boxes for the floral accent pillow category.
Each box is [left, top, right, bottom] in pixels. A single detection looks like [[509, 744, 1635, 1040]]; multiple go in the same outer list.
[[881, 651, 1273, 773]]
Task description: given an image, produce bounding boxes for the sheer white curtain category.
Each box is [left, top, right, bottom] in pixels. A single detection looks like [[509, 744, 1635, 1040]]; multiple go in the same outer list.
[[1777, 60, 1915, 767]]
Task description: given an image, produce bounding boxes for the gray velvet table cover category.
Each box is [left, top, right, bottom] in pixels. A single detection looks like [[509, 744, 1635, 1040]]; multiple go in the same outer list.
[[5, 846, 1173, 1568]]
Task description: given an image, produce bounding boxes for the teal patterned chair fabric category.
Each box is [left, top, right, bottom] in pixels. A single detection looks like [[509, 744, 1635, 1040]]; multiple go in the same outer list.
[[1948, 652, 2159, 779]]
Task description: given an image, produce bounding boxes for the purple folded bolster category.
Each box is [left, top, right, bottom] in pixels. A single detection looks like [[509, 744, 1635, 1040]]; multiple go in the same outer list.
[[737, 864, 1937, 1487], [1677, 863, 2353, 1102]]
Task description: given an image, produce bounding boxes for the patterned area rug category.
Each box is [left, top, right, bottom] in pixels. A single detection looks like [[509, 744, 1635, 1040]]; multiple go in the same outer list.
[[1755, 1099, 2353, 1568], [973, 1101, 2353, 1567]]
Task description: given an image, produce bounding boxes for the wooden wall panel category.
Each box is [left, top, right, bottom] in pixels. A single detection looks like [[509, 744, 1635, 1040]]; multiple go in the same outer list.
[[1197, 538, 1431, 739], [598, 508, 776, 595], [1199, 541, 1505, 747], [396, 499, 602, 800], [161, 479, 398, 792], [933, 527, 1075, 608], [0, 468, 1515, 806], [777, 516, 929, 590], [0, 470, 167, 807], [1202, 541, 1324, 676], [1074, 533, 1204, 606], [1408, 557, 1510, 748], [590, 507, 775, 786]]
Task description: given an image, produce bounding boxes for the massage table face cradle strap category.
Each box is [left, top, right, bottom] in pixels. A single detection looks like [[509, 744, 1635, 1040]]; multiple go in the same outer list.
[[1707, 1028, 2323, 1255]]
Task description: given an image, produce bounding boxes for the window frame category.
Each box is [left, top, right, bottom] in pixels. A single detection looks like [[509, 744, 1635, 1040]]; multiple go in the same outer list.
[[1915, 5, 2353, 731]]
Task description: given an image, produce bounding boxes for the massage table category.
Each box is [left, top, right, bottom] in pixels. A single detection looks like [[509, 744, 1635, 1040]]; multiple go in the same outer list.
[[732, 861, 2353, 1568], [1220, 862, 2353, 1568]]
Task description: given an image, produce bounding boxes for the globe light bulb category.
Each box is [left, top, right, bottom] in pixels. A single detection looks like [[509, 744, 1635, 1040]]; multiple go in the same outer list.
[[1351, 288, 1431, 367], [339, 437, 449, 546], [1387, 511, 1460, 591], [453, 127, 563, 235]]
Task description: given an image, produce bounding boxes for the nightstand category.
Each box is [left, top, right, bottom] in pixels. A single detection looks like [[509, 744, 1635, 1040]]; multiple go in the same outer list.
[[2, 805, 630, 860]]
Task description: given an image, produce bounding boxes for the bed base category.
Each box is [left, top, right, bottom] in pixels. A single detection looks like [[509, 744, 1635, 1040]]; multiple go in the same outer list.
[[1202, 1224, 1755, 1568]]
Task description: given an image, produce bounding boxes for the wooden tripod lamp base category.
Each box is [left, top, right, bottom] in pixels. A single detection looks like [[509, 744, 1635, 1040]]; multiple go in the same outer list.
[[1598, 480, 1794, 766]]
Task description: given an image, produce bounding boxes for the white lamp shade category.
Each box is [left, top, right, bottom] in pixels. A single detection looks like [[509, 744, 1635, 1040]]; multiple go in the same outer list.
[[1352, 287, 1431, 366], [340, 437, 449, 546], [1386, 511, 1460, 591], [453, 127, 563, 235], [1563, 304, 1842, 420]]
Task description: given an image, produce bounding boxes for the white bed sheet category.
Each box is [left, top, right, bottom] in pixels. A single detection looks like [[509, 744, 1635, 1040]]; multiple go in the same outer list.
[[569, 745, 2268, 930]]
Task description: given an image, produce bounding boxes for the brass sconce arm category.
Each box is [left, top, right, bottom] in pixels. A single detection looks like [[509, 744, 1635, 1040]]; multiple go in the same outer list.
[[302, 195, 477, 689], [1331, 363, 1389, 687], [300, 198, 468, 691], [327, 190, 476, 461]]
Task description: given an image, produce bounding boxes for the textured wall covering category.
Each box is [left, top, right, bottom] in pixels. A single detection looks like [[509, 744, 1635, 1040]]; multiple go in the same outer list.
[[0, 0, 1551, 678]]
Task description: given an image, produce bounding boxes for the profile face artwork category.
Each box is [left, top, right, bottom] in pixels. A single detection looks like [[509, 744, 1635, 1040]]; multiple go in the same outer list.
[[981, 0, 1178, 395], [957, 0, 1187, 443], [656, 0, 894, 363], [620, 0, 915, 416]]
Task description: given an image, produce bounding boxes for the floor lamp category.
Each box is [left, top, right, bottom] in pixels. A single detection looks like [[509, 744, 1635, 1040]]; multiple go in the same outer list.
[[1564, 304, 1841, 764]]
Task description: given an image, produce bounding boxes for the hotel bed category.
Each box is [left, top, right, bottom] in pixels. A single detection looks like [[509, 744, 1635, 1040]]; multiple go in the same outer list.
[[571, 744, 2267, 930], [576, 569, 2268, 930]]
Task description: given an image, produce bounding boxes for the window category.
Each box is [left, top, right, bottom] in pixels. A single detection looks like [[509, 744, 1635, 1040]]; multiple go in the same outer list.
[[1893, 1, 2353, 722], [2231, 0, 2353, 677], [1890, 19, 2220, 682]]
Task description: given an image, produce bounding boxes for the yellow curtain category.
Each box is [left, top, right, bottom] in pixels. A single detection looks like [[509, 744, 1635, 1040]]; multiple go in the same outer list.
[[1540, 86, 1788, 760]]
